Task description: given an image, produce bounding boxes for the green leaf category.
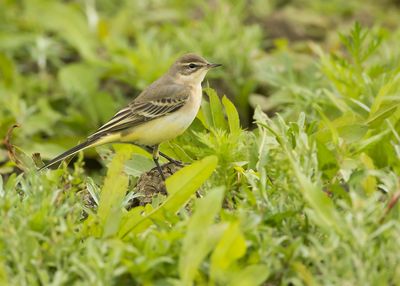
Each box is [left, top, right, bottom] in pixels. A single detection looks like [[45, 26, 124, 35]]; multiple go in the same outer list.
[[93, 92, 119, 123], [370, 74, 400, 114], [290, 161, 343, 235], [222, 96, 241, 134], [230, 264, 270, 286], [210, 221, 247, 282], [179, 188, 224, 285], [165, 155, 217, 197], [0, 53, 15, 86], [26, 0, 97, 60], [198, 100, 212, 129], [97, 144, 134, 237], [117, 205, 146, 238], [205, 88, 227, 130], [316, 111, 368, 144], [118, 155, 218, 238], [58, 63, 107, 125], [292, 262, 316, 286], [360, 153, 377, 195], [179, 187, 225, 285], [124, 154, 154, 177], [366, 104, 399, 128], [58, 63, 100, 95], [337, 124, 368, 143], [316, 140, 338, 179]]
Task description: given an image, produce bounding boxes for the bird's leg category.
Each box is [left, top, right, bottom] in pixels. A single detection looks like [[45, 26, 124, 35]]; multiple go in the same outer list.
[[144, 146, 183, 166], [158, 152, 183, 166], [152, 144, 166, 181]]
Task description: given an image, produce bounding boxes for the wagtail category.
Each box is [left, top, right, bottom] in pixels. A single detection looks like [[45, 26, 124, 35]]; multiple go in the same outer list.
[[39, 53, 221, 179]]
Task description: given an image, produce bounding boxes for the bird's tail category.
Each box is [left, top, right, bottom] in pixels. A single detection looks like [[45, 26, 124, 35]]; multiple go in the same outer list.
[[39, 140, 96, 171]]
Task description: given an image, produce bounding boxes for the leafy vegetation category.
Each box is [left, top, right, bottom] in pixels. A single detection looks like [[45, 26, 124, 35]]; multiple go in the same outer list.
[[1, 0, 400, 285]]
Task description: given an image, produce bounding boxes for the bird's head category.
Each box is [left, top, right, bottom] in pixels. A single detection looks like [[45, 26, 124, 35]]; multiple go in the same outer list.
[[168, 53, 221, 85]]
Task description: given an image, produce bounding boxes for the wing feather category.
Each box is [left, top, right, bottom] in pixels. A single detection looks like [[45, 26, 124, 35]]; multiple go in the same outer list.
[[88, 85, 189, 141]]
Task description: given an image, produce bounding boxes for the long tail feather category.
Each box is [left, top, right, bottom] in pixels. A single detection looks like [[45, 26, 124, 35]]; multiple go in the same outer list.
[[39, 140, 95, 171]]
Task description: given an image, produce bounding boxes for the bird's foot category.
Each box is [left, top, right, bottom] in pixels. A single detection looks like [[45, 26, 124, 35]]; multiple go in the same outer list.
[[167, 158, 184, 166]]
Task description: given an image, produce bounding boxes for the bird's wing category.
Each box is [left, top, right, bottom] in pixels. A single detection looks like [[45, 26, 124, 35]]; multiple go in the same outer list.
[[87, 85, 190, 140]]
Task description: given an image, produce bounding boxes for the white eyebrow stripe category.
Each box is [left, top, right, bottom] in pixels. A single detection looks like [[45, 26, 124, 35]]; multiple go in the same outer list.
[[181, 62, 206, 66]]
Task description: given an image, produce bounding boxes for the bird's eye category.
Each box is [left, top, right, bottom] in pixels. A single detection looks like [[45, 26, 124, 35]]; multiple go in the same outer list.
[[188, 63, 196, 69]]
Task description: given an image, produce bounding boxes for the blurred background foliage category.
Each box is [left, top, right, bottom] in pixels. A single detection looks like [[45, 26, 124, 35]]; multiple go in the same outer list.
[[2, 0, 400, 285]]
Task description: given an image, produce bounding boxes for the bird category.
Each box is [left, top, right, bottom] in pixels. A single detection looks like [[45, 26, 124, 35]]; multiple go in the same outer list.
[[39, 53, 221, 179]]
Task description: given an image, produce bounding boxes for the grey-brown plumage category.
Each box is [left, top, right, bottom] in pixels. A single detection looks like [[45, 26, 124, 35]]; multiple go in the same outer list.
[[87, 85, 190, 141], [39, 53, 221, 176]]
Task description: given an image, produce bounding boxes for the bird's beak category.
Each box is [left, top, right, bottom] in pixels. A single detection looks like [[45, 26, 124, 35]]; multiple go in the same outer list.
[[207, 63, 222, 69]]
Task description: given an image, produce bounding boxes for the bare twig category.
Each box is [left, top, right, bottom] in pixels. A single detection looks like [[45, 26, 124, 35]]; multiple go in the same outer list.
[[2, 124, 24, 170], [380, 190, 400, 223]]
